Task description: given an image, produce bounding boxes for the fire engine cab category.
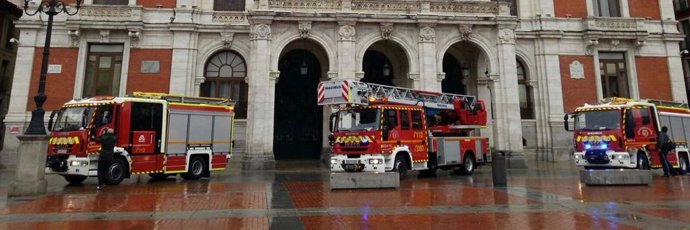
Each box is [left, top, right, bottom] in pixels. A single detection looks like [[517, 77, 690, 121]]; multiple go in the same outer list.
[[318, 80, 491, 178], [45, 92, 235, 185], [565, 97, 690, 174]]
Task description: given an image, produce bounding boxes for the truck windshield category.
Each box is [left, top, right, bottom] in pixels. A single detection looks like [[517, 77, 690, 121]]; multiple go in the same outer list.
[[574, 110, 621, 131], [337, 108, 380, 132], [53, 105, 113, 132]]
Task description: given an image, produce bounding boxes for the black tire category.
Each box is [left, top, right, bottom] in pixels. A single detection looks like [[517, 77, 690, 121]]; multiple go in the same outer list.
[[181, 156, 206, 180], [64, 175, 87, 185], [393, 155, 408, 179], [419, 160, 437, 177], [677, 154, 688, 175], [104, 158, 128, 185], [636, 154, 650, 170], [456, 154, 475, 175], [148, 173, 169, 180]]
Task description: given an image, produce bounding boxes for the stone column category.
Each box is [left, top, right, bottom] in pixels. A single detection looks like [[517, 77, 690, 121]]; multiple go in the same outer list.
[[663, 37, 688, 102], [534, 37, 568, 161], [9, 135, 49, 196], [337, 22, 357, 81], [169, 13, 198, 95], [2, 26, 39, 170], [417, 25, 438, 91], [494, 27, 527, 168], [244, 23, 276, 169]]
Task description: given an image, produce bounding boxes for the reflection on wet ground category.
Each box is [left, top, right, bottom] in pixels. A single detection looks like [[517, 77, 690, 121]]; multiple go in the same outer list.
[[1, 160, 689, 229]]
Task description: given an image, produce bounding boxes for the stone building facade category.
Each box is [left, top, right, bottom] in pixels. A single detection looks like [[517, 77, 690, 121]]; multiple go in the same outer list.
[[0, 0, 685, 169]]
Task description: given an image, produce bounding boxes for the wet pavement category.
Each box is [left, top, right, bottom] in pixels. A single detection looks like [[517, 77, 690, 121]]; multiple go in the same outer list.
[[1, 160, 690, 230]]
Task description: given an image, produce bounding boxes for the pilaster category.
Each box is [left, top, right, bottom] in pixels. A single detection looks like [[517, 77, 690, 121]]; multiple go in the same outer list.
[[337, 21, 357, 81], [417, 24, 438, 91], [494, 27, 523, 155], [245, 22, 276, 167]]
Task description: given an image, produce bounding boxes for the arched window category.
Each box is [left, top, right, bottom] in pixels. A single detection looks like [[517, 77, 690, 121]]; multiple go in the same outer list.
[[201, 51, 248, 119], [517, 59, 534, 119]]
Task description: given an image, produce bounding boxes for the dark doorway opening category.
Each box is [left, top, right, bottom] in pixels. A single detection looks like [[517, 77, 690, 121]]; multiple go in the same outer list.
[[362, 50, 394, 86], [442, 53, 466, 95], [274, 49, 323, 160]]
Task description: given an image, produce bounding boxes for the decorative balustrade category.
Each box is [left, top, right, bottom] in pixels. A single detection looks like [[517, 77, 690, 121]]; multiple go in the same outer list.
[[584, 17, 645, 32], [266, 0, 507, 15], [269, 0, 342, 10], [429, 1, 502, 14], [351, 1, 421, 12], [212, 12, 248, 24], [78, 5, 141, 19]]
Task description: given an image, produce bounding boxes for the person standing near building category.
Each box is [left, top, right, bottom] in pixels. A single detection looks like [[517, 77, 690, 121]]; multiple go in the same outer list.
[[657, 126, 676, 177], [97, 128, 117, 190]]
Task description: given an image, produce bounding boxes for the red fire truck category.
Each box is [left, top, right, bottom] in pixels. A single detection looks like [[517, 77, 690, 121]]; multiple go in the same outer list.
[[565, 98, 690, 174], [45, 92, 235, 185], [318, 80, 490, 178]]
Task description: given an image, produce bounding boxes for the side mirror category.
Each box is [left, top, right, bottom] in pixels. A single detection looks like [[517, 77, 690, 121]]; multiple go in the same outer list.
[[563, 113, 571, 131], [328, 113, 337, 132], [328, 134, 335, 146], [48, 111, 58, 131]]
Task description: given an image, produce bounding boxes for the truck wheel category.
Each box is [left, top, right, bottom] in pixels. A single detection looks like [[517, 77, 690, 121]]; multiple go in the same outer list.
[[677, 154, 689, 175], [181, 156, 206, 180], [64, 175, 87, 185], [104, 158, 128, 185], [148, 173, 169, 180], [636, 154, 650, 170], [419, 161, 437, 177], [456, 154, 475, 175], [393, 155, 408, 179]]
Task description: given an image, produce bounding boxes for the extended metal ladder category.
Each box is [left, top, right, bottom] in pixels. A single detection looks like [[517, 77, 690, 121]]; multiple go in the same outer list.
[[364, 82, 477, 110]]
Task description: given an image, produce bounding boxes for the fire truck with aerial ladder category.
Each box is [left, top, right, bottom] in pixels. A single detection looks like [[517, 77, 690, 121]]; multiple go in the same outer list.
[[318, 80, 491, 178], [564, 97, 690, 174], [45, 92, 235, 185]]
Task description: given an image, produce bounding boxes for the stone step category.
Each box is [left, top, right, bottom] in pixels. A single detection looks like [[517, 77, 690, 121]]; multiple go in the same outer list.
[[330, 172, 400, 189], [580, 169, 652, 185]]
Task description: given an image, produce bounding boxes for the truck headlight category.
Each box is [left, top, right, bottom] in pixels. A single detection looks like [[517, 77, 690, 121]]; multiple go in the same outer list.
[[368, 159, 383, 165], [331, 159, 338, 165], [70, 160, 88, 166]]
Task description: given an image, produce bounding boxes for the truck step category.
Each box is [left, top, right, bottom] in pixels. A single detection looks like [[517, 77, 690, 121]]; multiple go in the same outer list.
[[580, 169, 652, 185], [330, 172, 400, 189]]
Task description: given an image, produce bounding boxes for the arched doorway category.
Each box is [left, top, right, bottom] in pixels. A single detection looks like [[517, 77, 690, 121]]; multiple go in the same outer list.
[[274, 42, 325, 160], [361, 41, 410, 87], [442, 42, 488, 97]]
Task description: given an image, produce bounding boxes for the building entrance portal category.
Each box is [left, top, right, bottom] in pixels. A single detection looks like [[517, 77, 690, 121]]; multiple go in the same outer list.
[[274, 49, 323, 160]]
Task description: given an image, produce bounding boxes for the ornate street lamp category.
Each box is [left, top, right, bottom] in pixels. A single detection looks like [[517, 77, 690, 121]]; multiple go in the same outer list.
[[382, 62, 391, 77], [22, 0, 81, 135]]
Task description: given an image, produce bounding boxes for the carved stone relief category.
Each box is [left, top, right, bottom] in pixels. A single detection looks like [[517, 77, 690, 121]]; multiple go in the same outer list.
[[338, 25, 356, 41], [497, 28, 515, 44], [298, 21, 312, 38], [250, 24, 272, 40], [419, 26, 435, 42], [67, 29, 80, 47], [220, 32, 234, 48], [380, 23, 393, 40], [128, 30, 140, 48], [459, 25, 472, 41]]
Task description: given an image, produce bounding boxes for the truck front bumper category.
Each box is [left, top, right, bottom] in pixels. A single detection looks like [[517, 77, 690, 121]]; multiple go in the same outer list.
[[330, 154, 386, 173], [45, 155, 98, 177], [573, 150, 636, 168]]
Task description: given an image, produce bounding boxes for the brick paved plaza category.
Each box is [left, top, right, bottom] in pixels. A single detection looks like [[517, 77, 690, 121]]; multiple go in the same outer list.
[[1, 160, 690, 230]]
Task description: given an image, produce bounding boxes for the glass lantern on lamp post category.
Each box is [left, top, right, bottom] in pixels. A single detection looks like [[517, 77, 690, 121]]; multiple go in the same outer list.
[[22, 0, 82, 135]]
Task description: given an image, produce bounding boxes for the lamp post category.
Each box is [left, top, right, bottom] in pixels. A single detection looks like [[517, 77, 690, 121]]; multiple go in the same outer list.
[[9, 0, 81, 197], [22, 0, 81, 135]]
